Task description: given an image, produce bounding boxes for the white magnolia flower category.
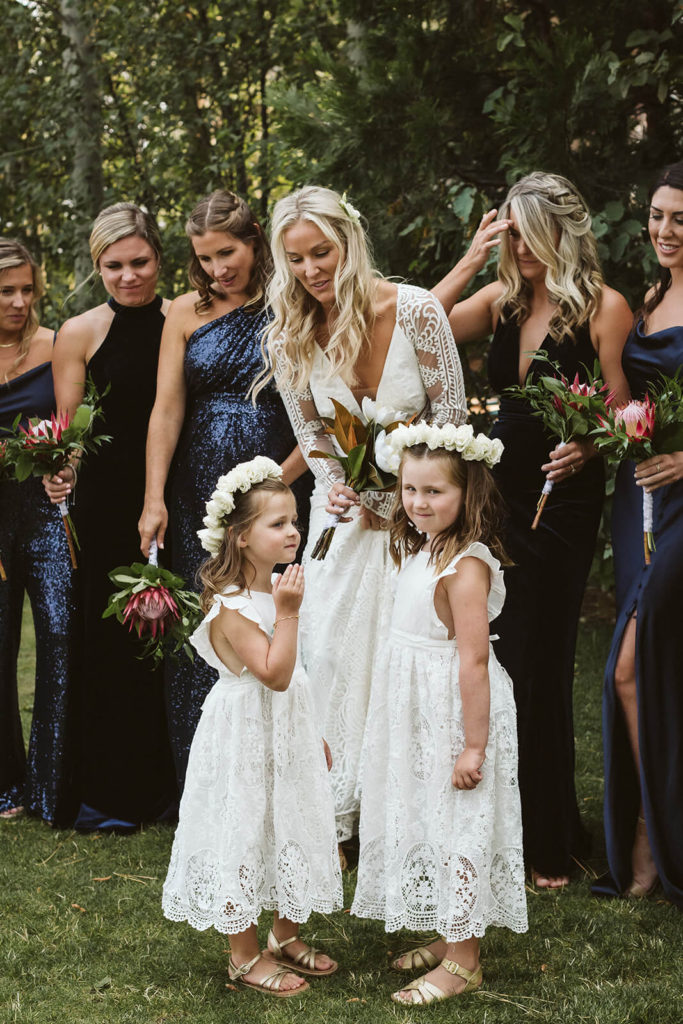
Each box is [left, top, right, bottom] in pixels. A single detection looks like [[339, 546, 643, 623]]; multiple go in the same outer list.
[[374, 430, 401, 474]]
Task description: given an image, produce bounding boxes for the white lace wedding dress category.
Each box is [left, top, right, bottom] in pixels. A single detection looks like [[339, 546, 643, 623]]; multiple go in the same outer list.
[[276, 284, 467, 840], [351, 543, 528, 940], [162, 587, 343, 933]]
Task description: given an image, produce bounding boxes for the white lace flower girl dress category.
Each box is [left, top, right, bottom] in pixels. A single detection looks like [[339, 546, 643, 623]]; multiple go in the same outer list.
[[352, 543, 528, 941], [162, 587, 343, 933]]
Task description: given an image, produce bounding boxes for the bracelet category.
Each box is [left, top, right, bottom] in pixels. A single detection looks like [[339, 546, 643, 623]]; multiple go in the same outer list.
[[273, 615, 299, 628]]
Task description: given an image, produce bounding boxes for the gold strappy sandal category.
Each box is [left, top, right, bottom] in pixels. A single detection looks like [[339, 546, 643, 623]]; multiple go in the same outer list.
[[391, 958, 482, 1006], [266, 929, 338, 976], [391, 944, 442, 972], [227, 953, 309, 997]]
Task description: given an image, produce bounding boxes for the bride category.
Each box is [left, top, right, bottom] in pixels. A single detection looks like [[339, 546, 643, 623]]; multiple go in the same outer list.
[[255, 186, 467, 847]]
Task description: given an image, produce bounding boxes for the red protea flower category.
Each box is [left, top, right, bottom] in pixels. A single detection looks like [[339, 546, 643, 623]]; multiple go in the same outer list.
[[21, 412, 71, 446], [123, 586, 180, 638], [614, 396, 656, 441]]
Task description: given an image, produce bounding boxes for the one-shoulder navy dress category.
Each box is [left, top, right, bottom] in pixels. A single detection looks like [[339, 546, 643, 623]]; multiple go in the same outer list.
[[71, 297, 177, 830], [488, 313, 604, 878], [595, 321, 683, 908], [0, 359, 77, 824], [167, 306, 311, 790]]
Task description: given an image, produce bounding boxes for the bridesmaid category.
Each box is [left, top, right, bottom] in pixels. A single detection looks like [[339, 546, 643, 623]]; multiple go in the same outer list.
[[138, 190, 310, 791], [433, 172, 631, 887], [45, 204, 177, 830], [0, 239, 76, 825], [595, 161, 683, 907]]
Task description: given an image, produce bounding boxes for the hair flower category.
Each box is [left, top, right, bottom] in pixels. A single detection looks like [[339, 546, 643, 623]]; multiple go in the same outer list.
[[198, 456, 283, 555], [339, 192, 361, 223], [383, 422, 503, 468]]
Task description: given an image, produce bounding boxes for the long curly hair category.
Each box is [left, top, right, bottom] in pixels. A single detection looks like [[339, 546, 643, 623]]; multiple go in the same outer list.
[[254, 186, 381, 399], [0, 238, 44, 382], [198, 477, 293, 613], [640, 160, 683, 324], [185, 190, 271, 316], [497, 172, 603, 342], [389, 446, 510, 573]]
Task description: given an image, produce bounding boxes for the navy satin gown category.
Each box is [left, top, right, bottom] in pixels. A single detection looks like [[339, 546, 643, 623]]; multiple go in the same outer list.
[[595, 321, 683, 908], [488, 315, 604, 877], [167, 305, 311, 791], [0, 359, 77, 824], [71, 297, 177, 830]]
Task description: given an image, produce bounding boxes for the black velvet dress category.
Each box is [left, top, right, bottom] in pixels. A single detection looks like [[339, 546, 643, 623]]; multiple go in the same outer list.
[[71, 296, 177, 829], [488, 313, 604, 877]]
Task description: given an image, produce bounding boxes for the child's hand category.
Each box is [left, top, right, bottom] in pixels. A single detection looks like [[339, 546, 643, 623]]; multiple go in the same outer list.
[[452, 748, 485, 790], [323, 738, 333, 771], [272, 563, 305, 617]]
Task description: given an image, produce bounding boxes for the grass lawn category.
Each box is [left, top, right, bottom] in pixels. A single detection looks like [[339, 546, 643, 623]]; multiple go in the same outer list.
[[2, 598, 681, 1023]]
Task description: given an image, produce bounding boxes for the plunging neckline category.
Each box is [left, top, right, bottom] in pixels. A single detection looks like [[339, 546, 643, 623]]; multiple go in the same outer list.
[[314, 318, 400, 418]]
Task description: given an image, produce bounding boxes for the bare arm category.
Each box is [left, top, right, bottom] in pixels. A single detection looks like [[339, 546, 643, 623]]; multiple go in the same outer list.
[[210, 565, 304, 691], [440, 557, 491, 790], [138, 297, 189, 555], [43, 317, 92, 503], [280, 443, 308, 486], [432, 209, 510, 319]]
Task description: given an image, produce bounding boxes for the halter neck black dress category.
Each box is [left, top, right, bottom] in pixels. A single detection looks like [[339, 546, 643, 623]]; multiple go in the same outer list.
[[71, 296, 177, 829], [488, 312, 604, 878]]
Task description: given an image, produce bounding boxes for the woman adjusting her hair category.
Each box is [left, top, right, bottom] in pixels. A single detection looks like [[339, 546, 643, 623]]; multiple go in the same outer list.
[[256, 185, 467, 852], [433, 171, 631, 889]]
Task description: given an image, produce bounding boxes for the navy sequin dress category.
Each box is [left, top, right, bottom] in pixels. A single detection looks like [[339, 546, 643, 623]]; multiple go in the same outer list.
[[167, 306, 311, 790], [595, 321, 683, 908], [0, 359, 77, 824], [488, 314, 604, 877], [71, 296, 177, 830]]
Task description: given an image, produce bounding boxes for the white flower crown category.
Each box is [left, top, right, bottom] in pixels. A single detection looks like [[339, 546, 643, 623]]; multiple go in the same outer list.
[[375, 422, 504, 474], [197, 456, 283, 555], [339, 192, 361, 224]]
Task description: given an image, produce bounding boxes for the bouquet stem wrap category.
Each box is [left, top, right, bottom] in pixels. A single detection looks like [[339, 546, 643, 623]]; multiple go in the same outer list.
[[531, 440, 566, 531], [642, 489, 654, 566], [57, 499, 79, 569], [310, 511, 342, 560]]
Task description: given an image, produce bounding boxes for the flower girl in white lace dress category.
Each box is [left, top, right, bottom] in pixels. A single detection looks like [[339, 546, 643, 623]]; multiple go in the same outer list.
[[351, 425, 528, 1006], [162, 457, 342, 998]]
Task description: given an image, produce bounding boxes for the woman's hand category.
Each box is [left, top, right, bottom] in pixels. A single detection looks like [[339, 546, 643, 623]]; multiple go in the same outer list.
[[452, 748, 485, 790], [461, 209, 512, 276], [273, 563, 305, 617], [43, 465, 76, 504], [542, 439, 595, 482], [138, 500, 169, 557], [358, 506, 385, 531], [326, 482, 360, 519], [635, 451, 683, 493]]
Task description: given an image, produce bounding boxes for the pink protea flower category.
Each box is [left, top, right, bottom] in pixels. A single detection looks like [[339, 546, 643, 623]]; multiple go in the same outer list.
[[614, 396, 656, 440], [123, 586, 180, 638], [21, 412, 71, 445]]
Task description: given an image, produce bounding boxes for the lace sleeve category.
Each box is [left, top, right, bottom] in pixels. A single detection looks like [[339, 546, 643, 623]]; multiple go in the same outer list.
[[361, 286, 468, 518], [275, 366, 344, 492]]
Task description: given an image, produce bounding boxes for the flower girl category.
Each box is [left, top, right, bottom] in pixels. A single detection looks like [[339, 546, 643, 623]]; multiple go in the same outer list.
[[162, 456, 342, 997], [351, 424, 528, 1005]]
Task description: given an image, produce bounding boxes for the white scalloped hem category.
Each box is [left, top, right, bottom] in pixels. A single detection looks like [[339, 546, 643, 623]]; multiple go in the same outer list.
[[162, 895, 343, 934], [350, 903, 529, 941]]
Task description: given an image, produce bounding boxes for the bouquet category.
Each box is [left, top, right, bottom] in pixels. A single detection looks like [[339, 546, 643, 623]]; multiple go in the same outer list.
[[591, 374, 683, 564], [9, 381, 111, 568], [103, 540, 203, 667], [507, 354, 611, 529], [309, 397, 409, 559]]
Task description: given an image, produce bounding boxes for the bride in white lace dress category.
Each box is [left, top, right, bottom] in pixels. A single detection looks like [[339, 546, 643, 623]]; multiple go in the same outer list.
[[255, 187, 467, 843]]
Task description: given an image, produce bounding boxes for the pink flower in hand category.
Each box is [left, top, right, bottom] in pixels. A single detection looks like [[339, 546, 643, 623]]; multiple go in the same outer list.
[[123, 586, 180, 638], [614, 395, 656, 440]]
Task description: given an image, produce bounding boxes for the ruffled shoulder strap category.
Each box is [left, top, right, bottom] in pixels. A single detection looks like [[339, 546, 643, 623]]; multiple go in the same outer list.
[[430, 541, 506, 622], [189, 586, 270, 672]]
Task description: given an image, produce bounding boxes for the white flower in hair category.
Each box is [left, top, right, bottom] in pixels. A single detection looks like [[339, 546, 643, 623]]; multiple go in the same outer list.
[[385, 421, 503, 467], [339, 192, 361, 223], [197, 455, 284, 554]]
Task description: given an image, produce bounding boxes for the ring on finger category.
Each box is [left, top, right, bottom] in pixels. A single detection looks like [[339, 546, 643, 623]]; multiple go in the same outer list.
[[656, 462, 661, 473], [570, 464, 576, 474]]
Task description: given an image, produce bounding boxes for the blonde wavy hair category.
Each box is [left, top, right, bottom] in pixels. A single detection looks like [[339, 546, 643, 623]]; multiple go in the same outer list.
[[198, 477, 294, 613], [186, 190, 271, 316], [389, 446, 510, 572], [0, 238, 44, 381], [497, 172, 603, 342], [254, 186, 381, 398], [90, 202, 162, 268]]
